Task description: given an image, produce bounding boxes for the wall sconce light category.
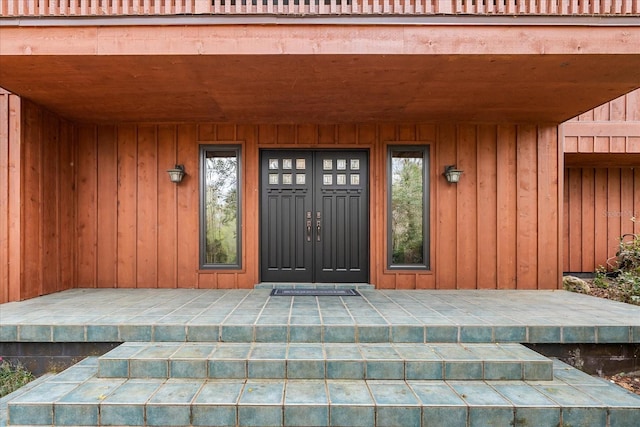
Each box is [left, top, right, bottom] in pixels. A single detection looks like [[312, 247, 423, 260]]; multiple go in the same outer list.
[[167, 165, 185, 184], [444, 165, 463, 183]]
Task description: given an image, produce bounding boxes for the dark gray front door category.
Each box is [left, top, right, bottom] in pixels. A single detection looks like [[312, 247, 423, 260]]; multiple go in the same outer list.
[[260, 150, 369, 283]]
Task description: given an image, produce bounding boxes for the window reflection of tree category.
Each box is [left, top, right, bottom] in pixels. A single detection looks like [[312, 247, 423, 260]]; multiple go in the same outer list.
[[205, 152, 238, 265], [391, 154, 424, 265]]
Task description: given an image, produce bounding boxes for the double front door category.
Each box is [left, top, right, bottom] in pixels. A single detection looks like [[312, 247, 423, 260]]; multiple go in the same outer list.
[[260, 150, 369, 283]]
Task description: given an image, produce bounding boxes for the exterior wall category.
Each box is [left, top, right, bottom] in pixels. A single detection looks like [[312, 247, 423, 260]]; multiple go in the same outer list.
[[562, 89, 640, 273], [73, 123, 561, 291], [1, 95, 563, 300], [0, 94, 76, 302]]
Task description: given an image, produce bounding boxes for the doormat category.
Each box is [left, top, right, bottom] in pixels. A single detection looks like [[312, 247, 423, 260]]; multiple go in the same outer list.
[[270, 289, 361, 297]]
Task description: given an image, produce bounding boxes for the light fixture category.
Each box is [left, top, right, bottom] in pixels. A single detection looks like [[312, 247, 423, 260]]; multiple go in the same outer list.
[[444, 165, 463, 183], [167, 164, 185, 183]]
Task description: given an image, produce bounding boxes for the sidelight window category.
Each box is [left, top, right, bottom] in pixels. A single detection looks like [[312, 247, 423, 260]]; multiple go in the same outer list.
[[388, 146, 430, 269], [200, 146, 241, 269]]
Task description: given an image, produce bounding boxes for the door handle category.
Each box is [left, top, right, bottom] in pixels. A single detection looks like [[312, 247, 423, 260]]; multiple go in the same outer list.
[[316, 212, 321, 242], [306, 211, 312, 242]]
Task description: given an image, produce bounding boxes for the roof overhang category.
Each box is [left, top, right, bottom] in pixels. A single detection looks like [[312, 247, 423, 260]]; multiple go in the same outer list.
[[1, 21, 639, 124]]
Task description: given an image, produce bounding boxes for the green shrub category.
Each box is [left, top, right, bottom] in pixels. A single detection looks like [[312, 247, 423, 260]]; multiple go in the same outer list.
[[600, 218, 640, 305], [0, 358, 35, 398]]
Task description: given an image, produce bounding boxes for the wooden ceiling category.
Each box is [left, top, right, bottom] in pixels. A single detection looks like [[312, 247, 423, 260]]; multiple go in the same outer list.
[[1, 24, 639, 124]]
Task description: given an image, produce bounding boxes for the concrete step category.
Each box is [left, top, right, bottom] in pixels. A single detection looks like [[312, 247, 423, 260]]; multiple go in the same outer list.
[[97, 342, 553, 381], [7, 358, 640, 427]]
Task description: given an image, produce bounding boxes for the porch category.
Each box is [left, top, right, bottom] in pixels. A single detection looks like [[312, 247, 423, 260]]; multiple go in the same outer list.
[[1, 288, 639, 345], [1, 288, 639, 426]]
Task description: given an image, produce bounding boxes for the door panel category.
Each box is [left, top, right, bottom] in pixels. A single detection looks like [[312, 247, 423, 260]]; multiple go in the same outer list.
[[260, 150, 368, 283]]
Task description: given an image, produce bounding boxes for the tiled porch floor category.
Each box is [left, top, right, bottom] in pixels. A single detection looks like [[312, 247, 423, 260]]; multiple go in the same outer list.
[[1, 289, 638, 344], [1, 289, 639, 426]]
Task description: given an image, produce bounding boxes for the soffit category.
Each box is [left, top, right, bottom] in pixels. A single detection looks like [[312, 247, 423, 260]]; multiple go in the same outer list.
[[1, 24, 639, 124]]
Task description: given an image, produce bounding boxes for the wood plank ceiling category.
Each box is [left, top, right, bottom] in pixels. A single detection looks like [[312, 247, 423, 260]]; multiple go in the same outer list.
[[1, 24, 639, 124]]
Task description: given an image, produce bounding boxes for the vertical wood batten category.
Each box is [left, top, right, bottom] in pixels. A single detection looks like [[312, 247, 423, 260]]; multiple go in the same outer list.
[[476, 125, 498, 289], [136, 125, 159, 288], [496, 125, 517, 289], [116, 125, 138, 288], [7, 94, 22, 301], [456, 124, 477, 289], [537, 125, 559, 289], [157, 124, 178, 288], [435, 124, 457, 289], [76, 125, 98, 288], [22, 102, 43, 298], [176, 124, 198, 288], [515, 125, 538, 289], [97, 125, 117, 288], [0, 91, 11, 302]]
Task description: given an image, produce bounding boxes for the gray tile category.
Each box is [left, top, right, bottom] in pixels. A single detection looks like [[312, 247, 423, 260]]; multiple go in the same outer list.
[[323, 325, 356, 342], [390, 325, 424, 343], [153, 325, 187, 341], [19, 325, 52, 341], [146, 380, 203, 426], [426, 326, 459, 342], [119, 325, 152, 341], [445, 361, 483, 380], [528, 326, 561, 343], [7, 403, 53, 425], [514, 407, 561, 427], [130, 359, 168, 378], [561, 407, 607, 427], [460, 326, 493, 343], [562, 326, 596, 343], [220, 325, 254, 342], [357, 326, 390, 343], [284, 381, 328, 426], [483, 361, 523, 380], [597, 326, 630, 343], [170, 359, 207, 378], [192, 381, 244, 427], [468, 407, 515, 427], [254, 325, 288, 342], [86, 325, 119, 341], [55, 403, 98, 426], [98, 359, 129, 378], [187, 325, 221, 341], [494, 326, 527, 342], [209, 359, 246, 379], [289, 325, 322, 342], [0, 325, 17, 341], [405, 361, 444, 380], [53, 325, 85, 342], [100, 381, 162, 426], [238, 405, 283, 427]]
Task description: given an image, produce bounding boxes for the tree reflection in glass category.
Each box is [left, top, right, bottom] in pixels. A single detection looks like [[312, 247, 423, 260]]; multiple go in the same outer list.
[[390, 150, 424, 265], [204, 150, 238, 265]]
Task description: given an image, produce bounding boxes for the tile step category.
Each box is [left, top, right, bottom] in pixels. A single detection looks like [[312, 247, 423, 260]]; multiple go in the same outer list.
[[6, 358, 640, 427], [97, 342, 553, 381]]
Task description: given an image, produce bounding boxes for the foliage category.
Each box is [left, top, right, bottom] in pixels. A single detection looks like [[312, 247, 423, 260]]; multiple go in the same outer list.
[[204, 154, 238, 265], [595, 218, 640, 305], [0, 358, 35, 398], [390, 156, 424, 264]]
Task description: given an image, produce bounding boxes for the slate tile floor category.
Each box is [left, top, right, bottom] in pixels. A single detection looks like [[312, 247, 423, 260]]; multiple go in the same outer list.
[[1, 288, 638, 344], [1, 288, 640, 426]]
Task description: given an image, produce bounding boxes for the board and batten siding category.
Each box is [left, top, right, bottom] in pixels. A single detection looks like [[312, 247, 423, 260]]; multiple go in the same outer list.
[[0, 94, 76, 303], [562, 89, 640, 273], [72, 122, 561, 291], [1, 98, 562, 301]]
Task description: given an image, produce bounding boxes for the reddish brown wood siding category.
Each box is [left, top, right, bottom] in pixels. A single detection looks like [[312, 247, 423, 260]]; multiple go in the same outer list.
[[562, 89, 640, 273], [564, 167, 639, 272], [1, 97, 563, 300], [70, 123, 560, 291], [0, 95, 75, 302]]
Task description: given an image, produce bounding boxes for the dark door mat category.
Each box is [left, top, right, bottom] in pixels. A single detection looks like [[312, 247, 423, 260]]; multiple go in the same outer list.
[[270, 289, 361, 296]]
